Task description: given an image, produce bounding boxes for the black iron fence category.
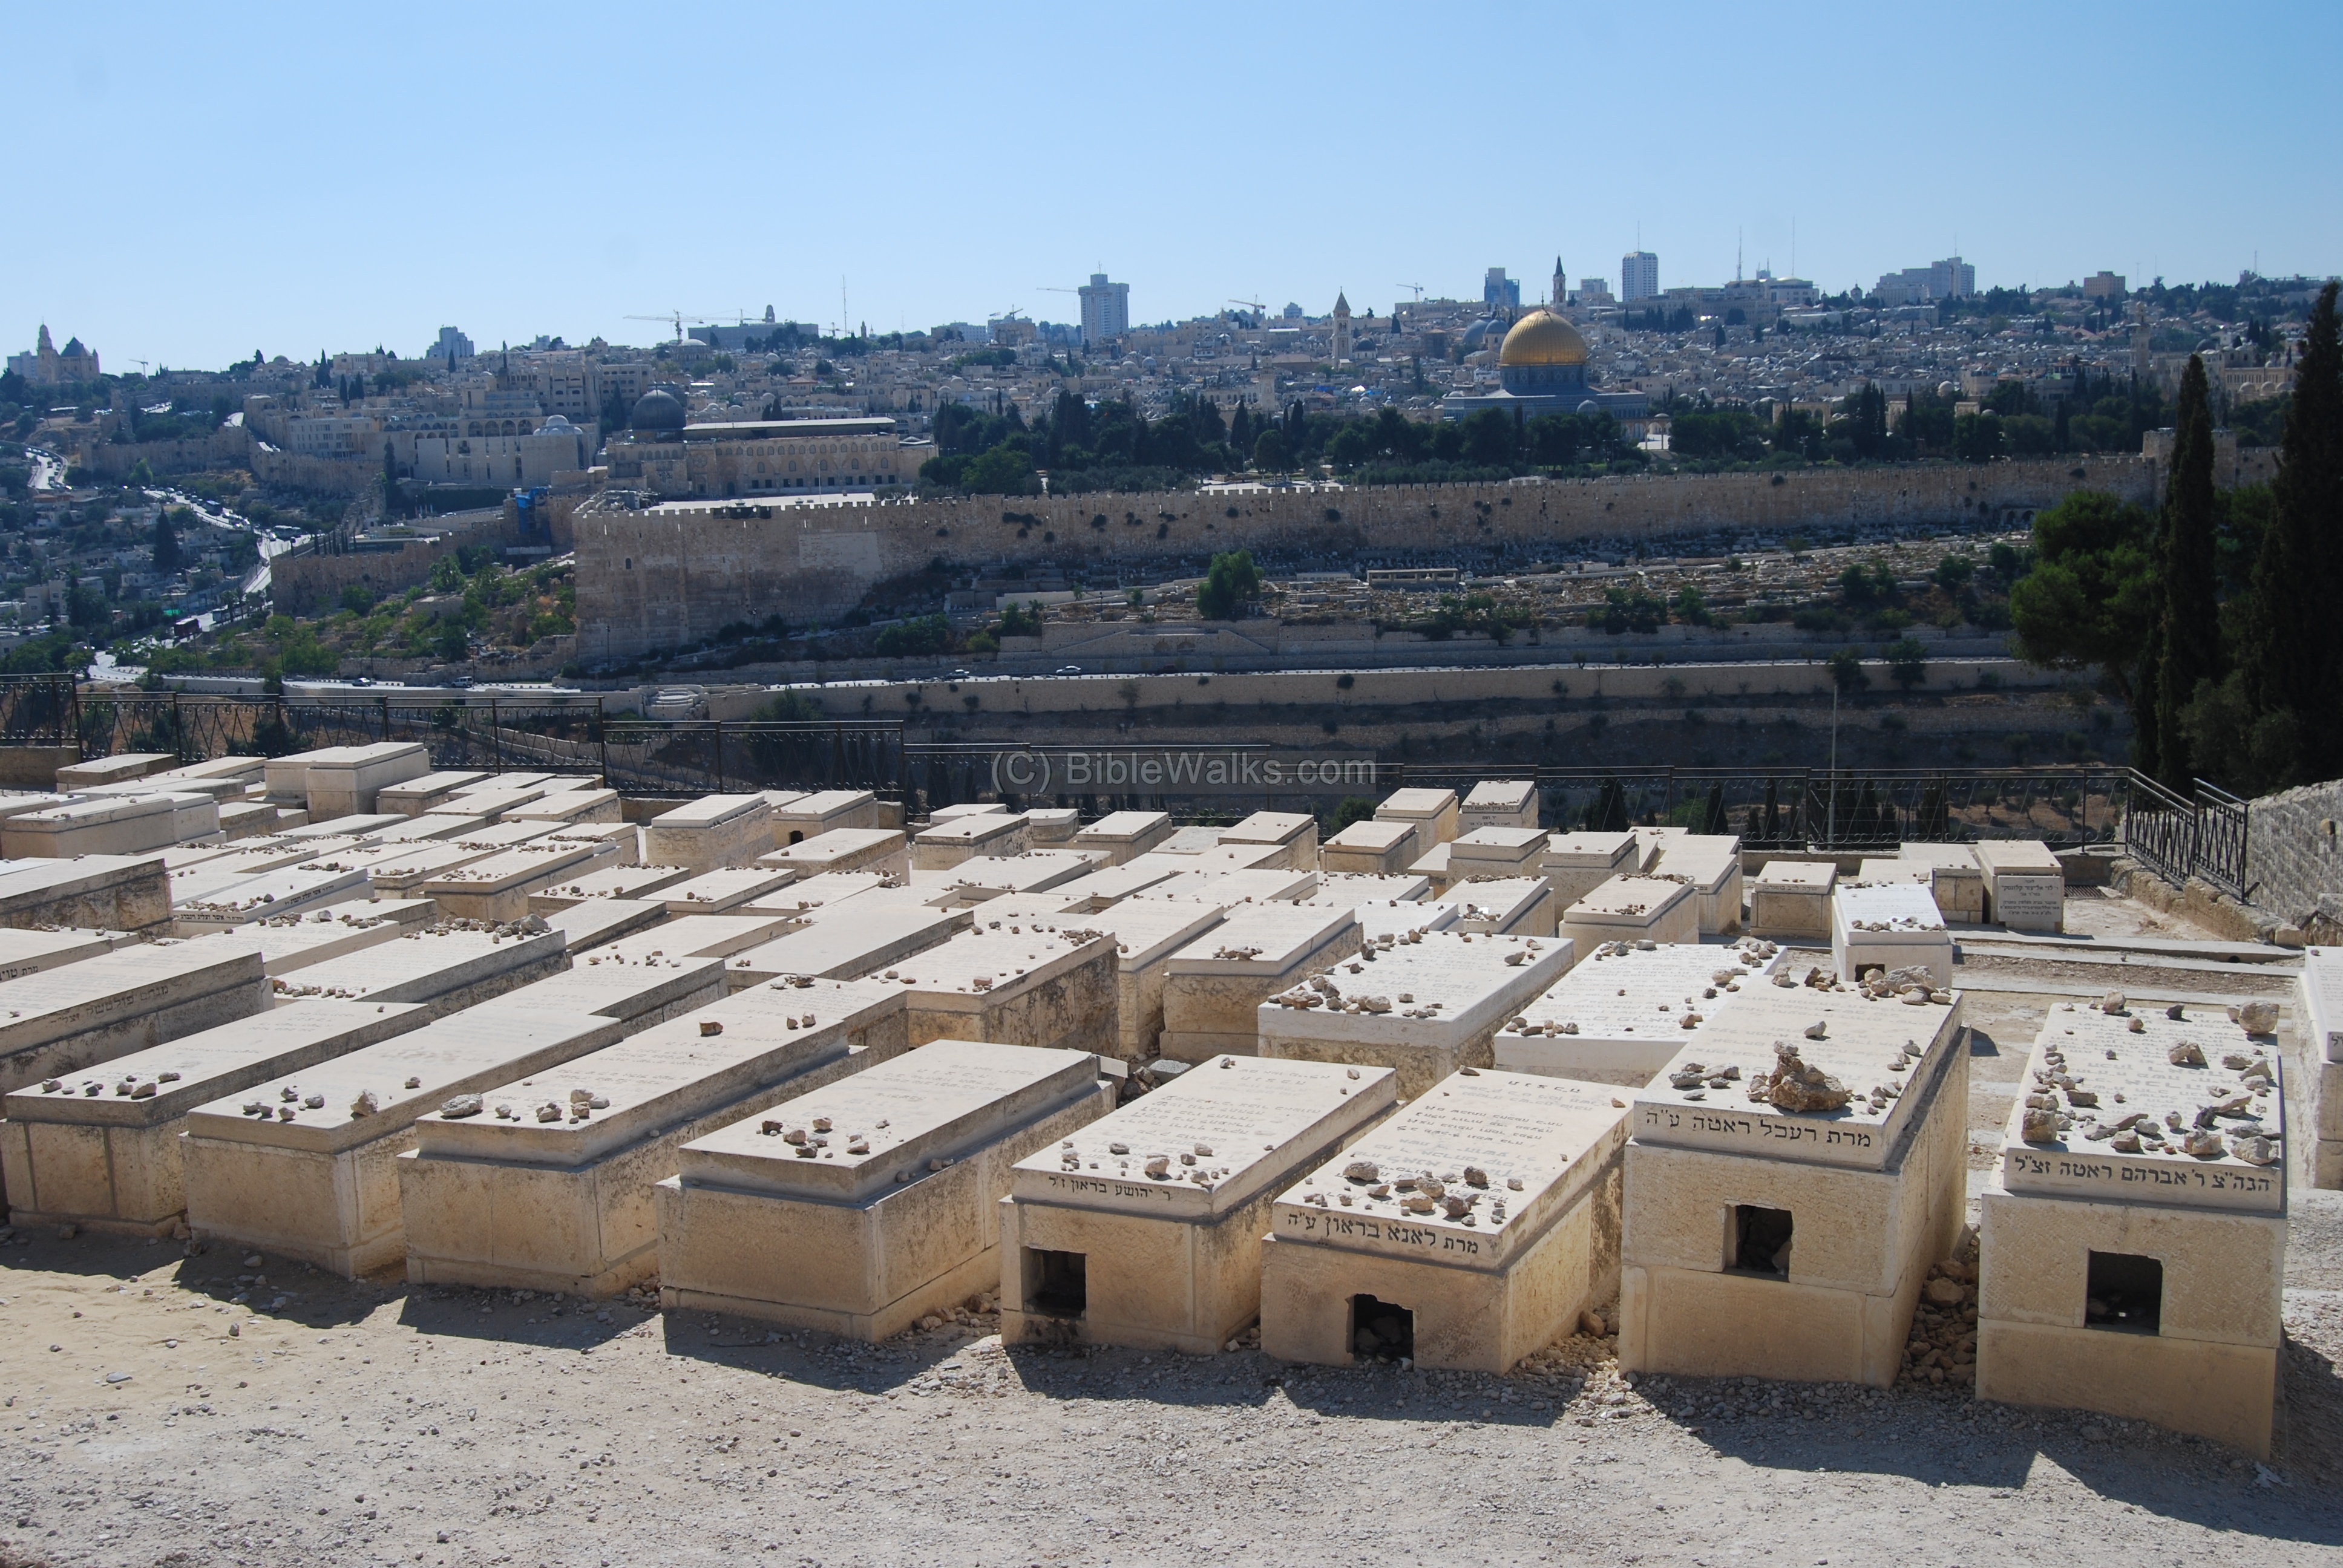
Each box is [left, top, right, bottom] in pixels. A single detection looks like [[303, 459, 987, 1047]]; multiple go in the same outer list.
[[15, 672, 2251, 889]]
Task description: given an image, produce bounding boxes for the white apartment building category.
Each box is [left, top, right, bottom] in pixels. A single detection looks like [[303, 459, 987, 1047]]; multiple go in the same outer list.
[[1078, 274, 1130, 346], [1622, 251, 1660, 303]]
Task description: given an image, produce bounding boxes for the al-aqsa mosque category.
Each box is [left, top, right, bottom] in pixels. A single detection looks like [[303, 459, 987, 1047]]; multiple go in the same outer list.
[[1439, 298, 1648, 425]]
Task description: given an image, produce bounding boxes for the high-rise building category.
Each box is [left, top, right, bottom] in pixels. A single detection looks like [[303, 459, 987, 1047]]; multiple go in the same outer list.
[[1622, 251, 1659, 303], [429, 325, 474, 364], [1078, 273, 1130, 347], [1483, 267, 1521, 312]]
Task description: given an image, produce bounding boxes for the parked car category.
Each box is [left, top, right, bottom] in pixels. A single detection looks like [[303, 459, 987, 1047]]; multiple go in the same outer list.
[[1054, 665, 1084, 676]]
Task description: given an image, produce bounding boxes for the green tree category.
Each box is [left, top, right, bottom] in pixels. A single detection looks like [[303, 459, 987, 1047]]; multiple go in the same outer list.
[[1196, 550, 1262, 620], [2235, 280, 2343, 787], [151, 508, 185, 576], [1826, 647, 1870, 694], [2150, 356, 2222, 785], [1884, 636, 1928, 690], [1250, 427, 1289, 471], [2008, 491, 2158, 740]]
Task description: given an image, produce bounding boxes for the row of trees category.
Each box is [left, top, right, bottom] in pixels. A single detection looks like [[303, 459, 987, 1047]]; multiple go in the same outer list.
[[2012, 282, 2342, 794]]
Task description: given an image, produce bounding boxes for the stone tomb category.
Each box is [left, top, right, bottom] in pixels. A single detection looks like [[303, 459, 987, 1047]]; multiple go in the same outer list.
[[1217, 812, 1318, 873], [1157, 904, 1363, 1062], [643, 794, 774, 873], [0, 937, 272, 1094], [414, 840, 612, 923], [1023, 809, 1080, 847], [770, 789, 880, 847], [214, 904, 421, 976], [1460, 779, 1540, 834], [1001, 1056, 1397, 1353], [583, 913, 799, 962], [488, 946, 727, 1036], [1259, 930, 1574, 1097], [1750, 860, 1836, 939], [740, 870, 890, 916], [1898, 842, 1987, 923], [375, 770, 493, 817], [539, 897, 669, 952], [368, 813, 499, 844], [1496, 939, 1777, 1086], [1560, 875, 1699, 954], [1974, 1003, 2284, 1454], [180, 1007, 627, 1275], [398, 979, 907, 1295], [267, 923, 567, 1018], [436, 783, 562, 821], [912, 812, 1031, 870], [1297, 874, 1434, 916], [1651, 838, 1745, 936], [1832, 883, 1955, 988], [303, 743, 430, 818], [1375, 789, 1459, 866], [2303, 946, 2343, 1187], [0, 999, 426, 1235], [1045, 861, 1181, 912], [526, 862, 693, 912], [546, 822, 643, 864], [1447, 828, 1548, 884], [761, 828, 909, 883], [1539, 832, 1642, 910], [1009, 898, 1223, 1062], [506, 788, 623, 826], [3, 794, 203, 858], [1975, 840, 2065, 933], [1070, 810, 1173, 866], [1261, 1069, 1628, 1373], [0, 855, 174, 935], [660, 866, 796, 915], [655, 1040, 1113, 1338], [1132, 865, 1318, 907], [886, 922, 1119, 1054], [1319, 818, 1421, 877], [292, 837, 503, 898], [1855, 858, 1931, 887], [722, 898, 968, 989], [1440, 876, 1559, 939], [54, 753, 176, 790], [171, 863, 373, 929], [1617, 981, 1968, 1388], [0, 926, 135, 984]]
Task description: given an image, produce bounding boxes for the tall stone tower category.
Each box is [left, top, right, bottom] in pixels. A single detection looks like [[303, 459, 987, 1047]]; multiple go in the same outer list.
[[1331, 292, 1352, 363], [1553, 256, 1567, 307]]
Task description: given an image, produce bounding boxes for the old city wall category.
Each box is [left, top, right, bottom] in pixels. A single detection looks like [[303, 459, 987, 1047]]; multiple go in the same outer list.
[[2244, 779, 2343, 939], [571, 456, 2160, 662]]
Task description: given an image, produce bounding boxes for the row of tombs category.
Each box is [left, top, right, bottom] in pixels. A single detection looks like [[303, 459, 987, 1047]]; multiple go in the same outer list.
[[0, 748, 2323, 1461]]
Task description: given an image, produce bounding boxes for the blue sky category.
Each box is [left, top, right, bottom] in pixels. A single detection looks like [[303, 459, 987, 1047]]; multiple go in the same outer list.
[[9, 1, 2337, 369]]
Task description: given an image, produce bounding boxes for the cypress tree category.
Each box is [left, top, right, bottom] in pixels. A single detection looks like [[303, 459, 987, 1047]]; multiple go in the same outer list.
[[2238, 281, 2343, 785], [2151, 356, 2221, 786]]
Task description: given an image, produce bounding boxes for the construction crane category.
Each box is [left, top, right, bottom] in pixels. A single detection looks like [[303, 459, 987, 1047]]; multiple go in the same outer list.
[[1397, 283, 1426, 301], [624, 310, 716, 343]]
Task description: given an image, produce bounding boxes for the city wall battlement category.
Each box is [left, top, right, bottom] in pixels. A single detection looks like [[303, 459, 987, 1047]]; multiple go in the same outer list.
[[572, 456, 2161, 662]]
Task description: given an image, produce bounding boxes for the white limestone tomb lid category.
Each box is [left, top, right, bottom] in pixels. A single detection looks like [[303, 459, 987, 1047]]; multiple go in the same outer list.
[[413, 978, 899, 1165], [1463, 779, 1537, 812], [882, 923, 1115, 1008], [0, 936, 263, 1053], [267, 923, 564, 1004], [1297, 872, 1432, 906], [586, 913, 798, 961], [1999, 999, 2283, 1214], [1752, 860, 1836, 891], [1566, 874, 1693, 923], [182, 1007, 624, 1154], [650, 793, 768, 830], [10, 998, 426, 1127], [1511, 938, 1778, 1042], [1440, 877, 1553, 931], [1375, 788, 1456, 820], [1273, 1068, 1626, 1271], [1264, 930, 1571, 1046], [661, 866, 797, 913], [1164, 903, 1355, 976], [975, 900, 1222, 972], [1628, 980, 1964, 1171], [1220, 811, 1313, 847], [752, 870, 890, 910], [537, 863, 692, 903], [677, 1038, 1099, 1201], [1325, 818, 1418, 852], [416, 841, 601, 892], [1832, 883, 1948, 941], [1012, 1054, 1396, 1218]]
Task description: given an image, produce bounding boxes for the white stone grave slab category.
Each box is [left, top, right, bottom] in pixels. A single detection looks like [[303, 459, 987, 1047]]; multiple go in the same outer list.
[[1158, 904, 1362, 1062], [0, 999, 426, 1234], [582, 913, 799, 962], [505, 788, 623, 825], [1152, 826, 1230, 856], [1615, 981, 1968, 1388], [1448, 827, 1548, 883], [546, 820, 643, 866], [477, 947, 726, 1036], [1541, 831, 1645, 910], [721, 898, 968, 989], [1259, 929, 1573, 1096], [55, 753, 175, 790], [1561, 875, 1699, 953], [525, 862, 692, 912], [1651, 838, 1745, 936], [1496, 939, 1777, 1086], [883, 922, 1119, 1054], [643, 794, 773, 872], [375, 771, 493, 817], [367, 812, 497, 844], [1320, 818, 1420, 877], [399, 978, 907, 1294], [2, 794, 187, 858], [1023, 899, 1226, 1060], [658, 866, 796, 915], [180, 1006, 626, 1273], [1071, 810, 1172, 866], [0, 936, 272, 1093], [302, 743, 430, 819], [928, 803, 1006, 824], [1832, 883, 1954, 987], [1023, 808, 1080, 846], [1132, 866, 1319, 907], [1897, 841, 1986, 921], [0, 855, 174, 934], [437, 783, 559, 820], [1218, 812, 1318, 872], [1975, 840, 2065, 932], [1460, 779, 1539, 834], [173, 864, 375, 929], [451, 771, 557, 794], [1375, 789, 1458, 866], [771, 789, 879, 846], [931, 850, 1106, 906], [655, 1039, 1113, 1338], [760, 828, 908, 883], [912, 812, 1031, 870], [739, 870, 890, 915], [267, 923, 567, 1017], [1262, 1068, 1628, 1371], [0, 927, 135, 984], [1438, 876, 1559, 938], [1297, 873, 1433, 911], [1751, 860, 1835, 939], [1000, 1055, 1397, 1352], [1855, 858, 1930, 886], [413, 840, 611, 922], [1043, 860, 1181, 912], [538, 897, 667, 951], [212, 906, 417, 976]]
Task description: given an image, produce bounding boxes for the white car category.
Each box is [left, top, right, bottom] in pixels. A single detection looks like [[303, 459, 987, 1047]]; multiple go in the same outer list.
[[1054, 665, 1084, 676]]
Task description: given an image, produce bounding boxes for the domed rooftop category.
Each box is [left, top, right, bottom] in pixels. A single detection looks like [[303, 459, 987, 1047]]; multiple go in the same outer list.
[[629, 390, 686, 432], [1498, 309, 1588, 368]]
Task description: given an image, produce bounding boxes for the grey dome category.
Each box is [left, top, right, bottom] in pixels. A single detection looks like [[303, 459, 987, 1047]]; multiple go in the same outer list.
[[630, 390, 686, 431]]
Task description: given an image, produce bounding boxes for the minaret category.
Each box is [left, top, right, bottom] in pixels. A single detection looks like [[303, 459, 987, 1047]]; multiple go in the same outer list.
[[1331, 292, 1352, 363]]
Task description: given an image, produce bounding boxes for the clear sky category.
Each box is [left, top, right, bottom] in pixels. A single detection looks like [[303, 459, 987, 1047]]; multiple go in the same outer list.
[[9, 1, 2338, 370]]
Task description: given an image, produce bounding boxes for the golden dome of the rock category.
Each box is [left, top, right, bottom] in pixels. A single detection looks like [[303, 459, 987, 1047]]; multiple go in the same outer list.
[[1496, 309, 1589, 368]]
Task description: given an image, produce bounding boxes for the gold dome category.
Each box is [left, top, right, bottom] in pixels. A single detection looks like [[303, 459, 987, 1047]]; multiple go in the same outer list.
[[1497, 309, 1589, 368]]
